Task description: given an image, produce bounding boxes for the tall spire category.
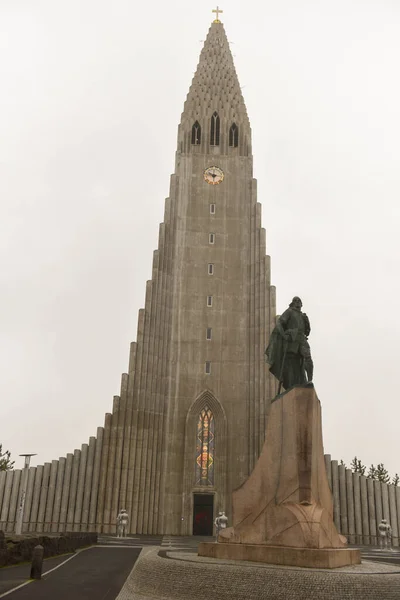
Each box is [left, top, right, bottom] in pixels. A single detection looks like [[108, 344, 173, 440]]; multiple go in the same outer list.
[[178, 19, 251, 155]]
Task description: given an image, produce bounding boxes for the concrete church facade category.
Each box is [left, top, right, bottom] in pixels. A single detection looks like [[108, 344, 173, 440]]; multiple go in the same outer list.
[[1, 18, 400, 543]]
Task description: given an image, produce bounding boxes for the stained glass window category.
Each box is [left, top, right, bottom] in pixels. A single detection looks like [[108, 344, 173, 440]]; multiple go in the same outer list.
[[195, 407, 215, 486]]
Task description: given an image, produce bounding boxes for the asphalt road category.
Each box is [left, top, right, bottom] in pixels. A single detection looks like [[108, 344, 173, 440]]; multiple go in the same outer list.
[[0, 547, 140, 600]]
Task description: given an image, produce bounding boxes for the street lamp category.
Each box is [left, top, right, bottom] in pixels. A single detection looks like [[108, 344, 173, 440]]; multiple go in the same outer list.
[[15, 454, 36, 536]]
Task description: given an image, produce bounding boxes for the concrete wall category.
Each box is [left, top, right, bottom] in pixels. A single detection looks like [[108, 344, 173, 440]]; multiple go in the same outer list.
[[1, 451, 398, 544], [325, 454, 399, 546], [0, 427, 104, 534]]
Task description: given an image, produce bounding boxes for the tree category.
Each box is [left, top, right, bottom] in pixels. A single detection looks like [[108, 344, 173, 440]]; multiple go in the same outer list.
[[375, 463, 390, 484], [392, 474, 399, 486], [0, 445, 14, 471], [340, 459, 347, 468], [367, 464, 377, 479], [350, 456, 366, 475]]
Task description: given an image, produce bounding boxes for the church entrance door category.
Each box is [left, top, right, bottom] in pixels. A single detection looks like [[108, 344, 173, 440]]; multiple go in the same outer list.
[[192, 493, 214, 535]]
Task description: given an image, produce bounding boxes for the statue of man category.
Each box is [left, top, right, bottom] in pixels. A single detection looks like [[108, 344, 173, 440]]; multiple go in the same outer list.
[[117, 509, 129, 538], [265, 296, 313, 392], [214, 511, 228, 541], [378, 518, 392, 550]]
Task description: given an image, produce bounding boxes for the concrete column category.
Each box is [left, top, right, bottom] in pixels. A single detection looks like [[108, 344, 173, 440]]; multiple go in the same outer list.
[[120, 348, 136, 514], [151, 227, 168, 534], [345, 469, 355, 544], [23, 467, 36, 533], [258, 229, 266, 455], [253, 201, 261, 467], [367, 477, 377, 545], [147, 249, 166, 534], [7, 470, 21, 533], [360, 475, 370, 545], [388, 485, 398, 547], [381, 481, 390, 522], [338, 464, 347, 535], [66, 450, 80, 531], [59, 454, 73, 532], [37, 463, 51, 533], [82, 437, 96, 531], [104, 398, 120, 534], [331, 460, 340, 532], [324, 454, 332, 491], [89, 427, 103, 531], [96, 413, 112, 533], [29, 465, 43, 532], [0, 471, 14, 530], [396, 487, 400, 548], [0, 471, 6, 510], [127, 312, 145, 534], [353, 472, 363, 545], [0, 471, 7, 529], [73, 444, 88, 531], [374, 480, 383, 542], [142, 275, 159, 530], [133, 305, 150, 533], [112, 376, 129, 530], [44, 460, 58, 533], [51, 458, 65, 533], [154, 205, 174, 534]]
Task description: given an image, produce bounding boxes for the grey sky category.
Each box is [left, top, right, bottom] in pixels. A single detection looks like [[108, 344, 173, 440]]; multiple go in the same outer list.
[[1, 0, 399, 477]]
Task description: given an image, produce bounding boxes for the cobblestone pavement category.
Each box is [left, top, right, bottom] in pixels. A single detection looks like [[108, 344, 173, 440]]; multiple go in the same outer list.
[[2, 537, 398, 599], [116, 546, 400, 600], [353, 546, 400, 566]]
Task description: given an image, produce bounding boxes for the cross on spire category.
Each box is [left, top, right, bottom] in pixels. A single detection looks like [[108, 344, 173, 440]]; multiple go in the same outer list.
[[212, 6, 223, 23]]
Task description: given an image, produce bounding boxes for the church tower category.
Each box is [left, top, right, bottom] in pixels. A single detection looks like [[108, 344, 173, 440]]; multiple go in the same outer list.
[[0, 14, 277, 537], [97, 15, 277, 535]]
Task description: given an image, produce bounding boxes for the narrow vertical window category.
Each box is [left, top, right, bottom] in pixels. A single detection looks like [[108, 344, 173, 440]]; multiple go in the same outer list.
[[210, 112, 220, 146], [209, 233, 215, 244], [205, 361, 211, 374], [191, 121, 201, 145], [207, 296, 213, 307], [195, 406, 215, 486], [229, 122, 239, 147], [208, 264, 214, 275], [206, 328, 212, 340], [210, 204, 215, 214]]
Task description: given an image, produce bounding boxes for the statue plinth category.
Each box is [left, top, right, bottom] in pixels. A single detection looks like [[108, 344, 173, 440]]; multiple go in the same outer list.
[[198, 386, 360, 568]]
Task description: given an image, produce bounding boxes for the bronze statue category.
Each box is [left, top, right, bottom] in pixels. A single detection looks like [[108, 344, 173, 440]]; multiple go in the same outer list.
[[265, 296, 313, 392]]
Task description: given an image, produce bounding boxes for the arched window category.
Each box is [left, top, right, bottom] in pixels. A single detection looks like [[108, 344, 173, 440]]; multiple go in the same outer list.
[[195, 407, 215, 486], [210, 112, 220, 146], [191, 121, 201, 145], [229, 123, 239, 147]]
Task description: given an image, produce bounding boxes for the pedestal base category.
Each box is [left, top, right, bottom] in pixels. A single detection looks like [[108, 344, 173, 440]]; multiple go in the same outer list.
[[198, 542, 361, 569], [220, 386, 346, 550]]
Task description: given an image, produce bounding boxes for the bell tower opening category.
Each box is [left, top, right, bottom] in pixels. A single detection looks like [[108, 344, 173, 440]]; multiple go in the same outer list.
[[192, 493, 214, 535]]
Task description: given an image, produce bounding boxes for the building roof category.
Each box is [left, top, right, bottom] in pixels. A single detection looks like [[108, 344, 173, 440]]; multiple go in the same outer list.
[[181, 21, 250, 127]]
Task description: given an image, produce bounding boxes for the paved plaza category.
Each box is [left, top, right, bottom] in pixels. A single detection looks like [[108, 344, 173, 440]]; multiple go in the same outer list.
[[1, 537, 399, 599]]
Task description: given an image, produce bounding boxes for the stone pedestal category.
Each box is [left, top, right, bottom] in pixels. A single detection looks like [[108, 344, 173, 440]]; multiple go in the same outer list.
[[198, 385, 360, 568]]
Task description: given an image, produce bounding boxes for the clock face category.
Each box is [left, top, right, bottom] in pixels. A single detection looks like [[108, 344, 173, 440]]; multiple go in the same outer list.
[[204, 166, 224, 185]]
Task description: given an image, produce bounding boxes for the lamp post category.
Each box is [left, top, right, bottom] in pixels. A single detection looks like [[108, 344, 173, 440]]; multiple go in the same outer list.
[[15, 454, 36, 536]]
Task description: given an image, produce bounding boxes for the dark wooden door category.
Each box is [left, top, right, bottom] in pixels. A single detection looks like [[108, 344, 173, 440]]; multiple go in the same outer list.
[[192, 493, 214, 535]]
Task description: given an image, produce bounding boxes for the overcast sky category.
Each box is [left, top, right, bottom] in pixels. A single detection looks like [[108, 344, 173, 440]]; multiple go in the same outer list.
[[1, 0, 399, 478]]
